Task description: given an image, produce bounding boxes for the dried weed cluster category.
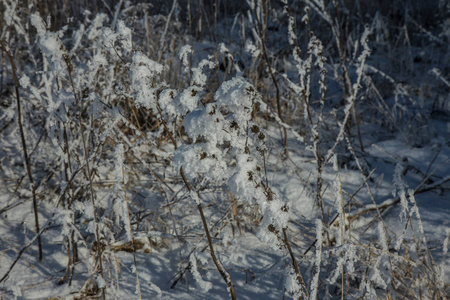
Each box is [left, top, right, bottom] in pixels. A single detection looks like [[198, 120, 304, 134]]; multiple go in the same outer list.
[[1, 0, 449, 299]]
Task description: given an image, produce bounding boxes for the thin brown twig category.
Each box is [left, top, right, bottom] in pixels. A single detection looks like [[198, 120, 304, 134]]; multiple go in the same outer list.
[[282, 228, 309, 299], [180, 167, 237, 300], [0, 41, 43, 261], [0, 223, 52, 283], [120, 147, 142, 300], [251, 0, 288, 156], [63, 53, 106, 300]]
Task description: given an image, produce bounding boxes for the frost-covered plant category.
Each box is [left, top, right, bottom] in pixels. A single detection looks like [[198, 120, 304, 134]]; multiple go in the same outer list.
[[126, 41, 303, 296], [9, 11, 149, 295], [172, 71, 310, 296], [1, 1, 449, 299], [190, 78, 285, 219]]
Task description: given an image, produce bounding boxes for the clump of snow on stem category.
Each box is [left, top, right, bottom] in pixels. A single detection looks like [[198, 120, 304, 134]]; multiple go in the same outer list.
[[54, 209, 74, 238], [284, 266, 303, 299], [30, 13, 66, 76], [245, 40, 260, 58], [86, 13, 109, 41], [101, 20, 132, 57], [215, 77, 257, 126], [192, 58, 217, 87], [95, 274, 106, 289], [179, 45, 192, 73], [130, 52, 164, 110], [189, 253, 213, 292], [393, 163, 409, 221], [175, 86, 202, 116], [173, 143, 228, 185]]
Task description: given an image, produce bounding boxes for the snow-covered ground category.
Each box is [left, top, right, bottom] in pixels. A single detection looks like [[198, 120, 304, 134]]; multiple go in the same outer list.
[[1, 0, 449, 299]]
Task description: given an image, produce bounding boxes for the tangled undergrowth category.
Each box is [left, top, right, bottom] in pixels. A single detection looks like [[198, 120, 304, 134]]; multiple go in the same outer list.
[[1, 0, 449, 299]]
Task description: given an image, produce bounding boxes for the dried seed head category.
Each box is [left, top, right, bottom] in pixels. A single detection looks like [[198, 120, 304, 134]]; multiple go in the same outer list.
[[82, 88, 89, 98], [268, 224, 277, 233], [266, 188, 273, 201], [256, 146, 265, 155], [63, 54, 73, 72]]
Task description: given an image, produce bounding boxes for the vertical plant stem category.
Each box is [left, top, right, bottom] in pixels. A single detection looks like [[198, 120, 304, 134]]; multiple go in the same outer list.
[[155, 93, 235, 298], [120, 154, 142, 300], [187, 0, 192, 35], [330, 0, 365, 152], [63, 54, 105, 300], [252, 1, 288, 155], [61, 123, 78, 285], [180, 168, 236, 300], [158, 0, 178, 62], [282, 228, 309, 298], [0, 42, 43, 261], [315, 159, 327, 226]]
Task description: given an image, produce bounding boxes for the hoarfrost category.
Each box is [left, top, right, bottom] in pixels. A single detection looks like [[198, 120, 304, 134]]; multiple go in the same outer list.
[[130, 52, 164, 110], [184, 106, 227, 144], [189, 254, 213, 293], [378, 222, 388, 251], [30, 13, 66, 75], [103, 20, 132, 56], [54, 209, 73, 238], [444, 228, 450, 256], [190, 191, 201, 205], [114, 144, 125, 185], [332, 154, 338, 171], [368, 257, 387, 290], [228, 155, 262, 202], [158, 89, 179, 117], [310, 219, 323, 299], [179, 45, 192, 73], [4, 0, 18, 26], [87, 13, 109, 40], [95, 274, 107, 289], [122, 200, 132, 242], [284, 266, 302, 299], [173, 143, 228, 183], [438, 228, 450, 289], [393, 163, 409, 220], [245, 40, 260, 58], [175, 86, 202, 115], [191, 58, 217, 87]]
